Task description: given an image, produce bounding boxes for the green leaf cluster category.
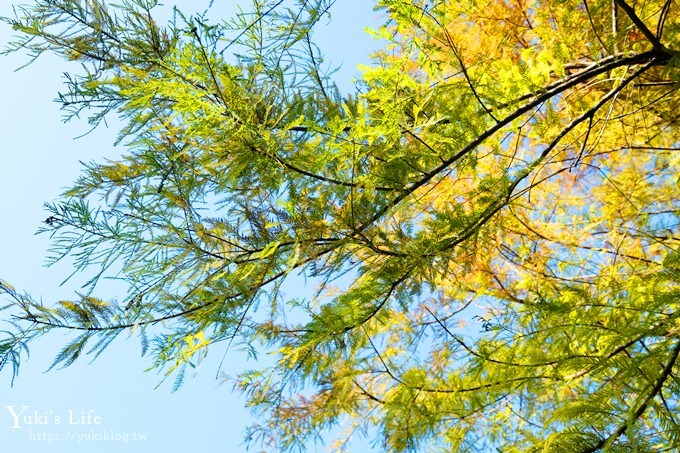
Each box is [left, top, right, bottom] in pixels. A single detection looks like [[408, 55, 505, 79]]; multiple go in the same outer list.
[[1, 0, 679, 451]]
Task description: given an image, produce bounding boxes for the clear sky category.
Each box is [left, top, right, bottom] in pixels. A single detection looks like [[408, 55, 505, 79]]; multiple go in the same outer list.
[[0, 1, 380, 451]]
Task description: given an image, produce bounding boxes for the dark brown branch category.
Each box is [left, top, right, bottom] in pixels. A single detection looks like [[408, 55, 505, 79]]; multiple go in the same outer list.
[[581, 340, 680, 452], [613, 0, 664, 50], [242, 137, 399, 192], [583, 0, 609, 54], [415, 5, 500, 122], [656, 0, 673, 39], [352, 379, 385, 404], [218, 0, 286, 55]]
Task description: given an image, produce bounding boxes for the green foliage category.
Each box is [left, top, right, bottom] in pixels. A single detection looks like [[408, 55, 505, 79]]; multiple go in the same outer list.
[[1, 0, 680, 451]]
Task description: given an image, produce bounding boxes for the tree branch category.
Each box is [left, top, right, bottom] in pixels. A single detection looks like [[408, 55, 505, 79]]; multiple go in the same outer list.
[[613, 0, 665, 50], [582, 339, 680, 452]]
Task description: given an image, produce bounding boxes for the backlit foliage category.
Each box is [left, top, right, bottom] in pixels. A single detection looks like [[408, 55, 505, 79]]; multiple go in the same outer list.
[[1, 0, 679, 451]]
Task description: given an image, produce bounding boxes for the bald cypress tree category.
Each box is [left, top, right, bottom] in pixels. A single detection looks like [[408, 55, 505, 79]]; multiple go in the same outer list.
[[2, 0, 679, 450]]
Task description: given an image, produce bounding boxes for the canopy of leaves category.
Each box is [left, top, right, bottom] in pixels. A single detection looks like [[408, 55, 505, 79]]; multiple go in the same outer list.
[[1, 0, 679, 451]]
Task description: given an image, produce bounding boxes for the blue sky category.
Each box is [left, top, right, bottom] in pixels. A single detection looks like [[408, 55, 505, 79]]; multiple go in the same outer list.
[[0, 1, 380, 451]]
